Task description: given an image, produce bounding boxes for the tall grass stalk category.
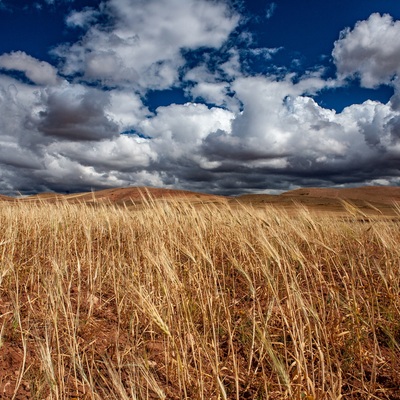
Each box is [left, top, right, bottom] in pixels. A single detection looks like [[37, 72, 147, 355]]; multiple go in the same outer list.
[[0, 199, 399, 399]]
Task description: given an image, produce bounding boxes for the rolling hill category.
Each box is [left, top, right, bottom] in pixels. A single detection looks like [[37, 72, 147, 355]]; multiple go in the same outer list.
[[234, 186, 400, 214], [18, 186, 226, 205], [1, 185, 400, 214]]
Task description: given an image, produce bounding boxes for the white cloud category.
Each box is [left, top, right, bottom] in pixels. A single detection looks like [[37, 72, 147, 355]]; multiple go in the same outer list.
[[48, 135, 157, 170], [333, 13, 400, 87], [183, 57, 242, 110], [66, 7, 100, 29], [2, 63, 400, 194], [57, 0, 240, 90], [39, 154, 127, 189], [44, 0, 74, 4], [184, 65, 218, 84], [139, 102, 233, 150], [0, 51, 60, 86], [0, 74, 162, 193], [265, 3, 277, 20], [220, 49, 242, 80], [202, 76, 349, 163], [106, 90, 151, 131], [248, 47, 281, 60], [2, 69, 400, 194], [2, 9, 400, 195], [190, 82, 231, 106], [200, 75, 400, 185]]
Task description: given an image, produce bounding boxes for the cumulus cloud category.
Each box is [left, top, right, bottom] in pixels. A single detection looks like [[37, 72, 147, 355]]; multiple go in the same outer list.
[[193, 74, 400, 192], [56, 0, 240, 90], [0, 51, 60, 86], [333, 13, 400, 87], [50, 135, 157, 171], [1, 66, 400, 194], [106, 90, 151, 131], [1, 7, 400, 195], [0, 74, 159, 194], [139, 102, 234, 168], [202, 76, 349, 164]]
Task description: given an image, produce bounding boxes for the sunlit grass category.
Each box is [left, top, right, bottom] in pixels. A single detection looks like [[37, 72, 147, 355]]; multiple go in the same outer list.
[[0, 199, 399, 399]]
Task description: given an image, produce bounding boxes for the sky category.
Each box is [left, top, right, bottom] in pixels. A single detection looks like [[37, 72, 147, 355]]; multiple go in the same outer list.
[[1, 1, 400, 195]]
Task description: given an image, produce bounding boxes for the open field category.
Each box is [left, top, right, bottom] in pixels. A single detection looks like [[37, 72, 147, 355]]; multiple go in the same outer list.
[[1, 193, 400, 399]]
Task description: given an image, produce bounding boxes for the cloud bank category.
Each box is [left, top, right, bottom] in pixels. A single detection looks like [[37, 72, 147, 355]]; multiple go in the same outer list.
[[0, 3, 400, 195]]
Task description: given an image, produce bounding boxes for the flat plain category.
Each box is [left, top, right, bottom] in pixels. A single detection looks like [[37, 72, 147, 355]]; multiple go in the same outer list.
[[0, 186, 399, 399]]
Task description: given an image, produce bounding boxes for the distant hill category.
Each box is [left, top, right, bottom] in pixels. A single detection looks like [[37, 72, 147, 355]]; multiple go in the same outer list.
[[19, 186, 226, 205], [0, 194, 14, 202], [2, 186, 400, 214], [234, 186, 400, 214], [281, 186, 400, 205]]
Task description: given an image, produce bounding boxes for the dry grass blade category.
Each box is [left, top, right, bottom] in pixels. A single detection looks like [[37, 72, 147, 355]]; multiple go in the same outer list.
[[0, 199, 399, 399]]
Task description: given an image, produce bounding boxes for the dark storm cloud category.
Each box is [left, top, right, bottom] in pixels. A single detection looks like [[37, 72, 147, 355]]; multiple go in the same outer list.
[[386, 115, 400, 144], [35, 87, 119, 141], [201, 129, 292, 162]]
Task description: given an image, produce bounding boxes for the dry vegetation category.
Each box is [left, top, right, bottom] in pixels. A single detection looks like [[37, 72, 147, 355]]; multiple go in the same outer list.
[[0, 197, 400, 399]]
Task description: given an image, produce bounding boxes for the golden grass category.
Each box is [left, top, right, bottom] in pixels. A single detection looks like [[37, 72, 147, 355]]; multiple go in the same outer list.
[[0, 199, 399, 399]]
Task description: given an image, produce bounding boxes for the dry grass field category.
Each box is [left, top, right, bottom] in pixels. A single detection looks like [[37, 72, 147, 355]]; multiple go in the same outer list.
[[1, 189, 400, 399]]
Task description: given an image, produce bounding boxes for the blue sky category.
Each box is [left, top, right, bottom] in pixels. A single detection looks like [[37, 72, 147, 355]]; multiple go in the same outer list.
[[0, 0, 400, 195]]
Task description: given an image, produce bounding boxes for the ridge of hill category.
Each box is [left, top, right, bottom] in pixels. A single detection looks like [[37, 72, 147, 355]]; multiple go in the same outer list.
[[234, 186, 400, 215], [0, 194, 14, 202], [19, 186, 226, 205], [1, 186, 400, 214], [281, 186, 400, 204]]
